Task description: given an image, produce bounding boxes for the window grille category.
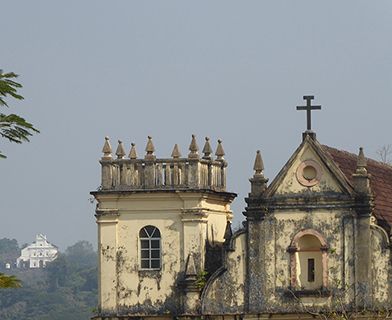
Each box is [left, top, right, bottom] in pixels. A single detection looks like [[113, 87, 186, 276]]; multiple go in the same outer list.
[[139, 226, 161, 269]]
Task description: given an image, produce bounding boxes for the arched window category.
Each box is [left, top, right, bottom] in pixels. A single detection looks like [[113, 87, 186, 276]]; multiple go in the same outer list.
[[139, 226, 161, 269], [288, 229, 328, 290]]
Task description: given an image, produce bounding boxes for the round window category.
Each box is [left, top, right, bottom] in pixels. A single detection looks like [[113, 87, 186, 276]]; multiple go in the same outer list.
[[303, 165, 317, 181], [296, 160, 322, 187]]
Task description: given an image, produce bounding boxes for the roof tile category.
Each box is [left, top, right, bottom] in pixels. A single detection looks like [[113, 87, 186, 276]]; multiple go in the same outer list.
[[323, 145, 392, 228]]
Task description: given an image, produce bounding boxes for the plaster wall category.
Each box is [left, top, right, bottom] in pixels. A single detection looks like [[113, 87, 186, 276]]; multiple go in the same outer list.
[[202, 232, 246, 314], [203, 209, 354, 314], [205, 209, 230, 245], [295, 251, 322, 289], [370, 226, 391, 304], [265, 210, 349, 308], [247, 219, 266, 311], [116, 213, 182, 312], [98, 218, 118, 312], [275, 145, 343, 195], [95, 191, 233, 315]]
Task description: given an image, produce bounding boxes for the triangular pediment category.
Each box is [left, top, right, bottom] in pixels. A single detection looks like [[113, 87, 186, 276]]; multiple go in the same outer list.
[[265, 135, 354, 197]]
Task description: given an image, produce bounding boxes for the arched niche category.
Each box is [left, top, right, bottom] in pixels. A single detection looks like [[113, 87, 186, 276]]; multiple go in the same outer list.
[[288, 229, 329, 290]]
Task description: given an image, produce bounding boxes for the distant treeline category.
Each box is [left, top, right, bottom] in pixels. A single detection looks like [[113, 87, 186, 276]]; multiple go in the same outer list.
[[0, 239, 97, 320]]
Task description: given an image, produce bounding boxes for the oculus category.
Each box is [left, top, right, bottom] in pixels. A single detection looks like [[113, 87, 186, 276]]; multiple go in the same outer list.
[[296, 160, 322, 187]]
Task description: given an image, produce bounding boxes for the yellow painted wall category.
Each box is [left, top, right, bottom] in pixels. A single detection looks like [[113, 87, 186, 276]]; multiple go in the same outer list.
[[275, 145, 343, 195], [202, 231, 246, 313], [94, 191, 233, 313]]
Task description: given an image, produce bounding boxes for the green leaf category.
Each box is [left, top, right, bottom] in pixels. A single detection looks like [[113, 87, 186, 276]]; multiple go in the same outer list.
[[0, 273, 21, 288], [0, 70, 39, 158]]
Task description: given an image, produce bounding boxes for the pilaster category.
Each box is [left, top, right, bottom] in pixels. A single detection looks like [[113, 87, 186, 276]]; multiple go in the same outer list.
[[352, 147, 374, 308], [95, 209, 119, 313]]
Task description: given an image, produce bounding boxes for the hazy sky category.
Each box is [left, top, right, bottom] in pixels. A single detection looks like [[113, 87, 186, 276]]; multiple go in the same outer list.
[[1, 1, 392, 250]]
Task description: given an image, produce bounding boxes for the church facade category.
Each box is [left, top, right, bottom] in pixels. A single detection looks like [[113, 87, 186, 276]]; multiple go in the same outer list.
[[91, 98, 392, 319], [16, 234, 58, 269]]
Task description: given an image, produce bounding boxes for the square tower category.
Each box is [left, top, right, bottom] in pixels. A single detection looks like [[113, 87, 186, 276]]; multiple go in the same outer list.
[[91, 136, 236, 318]]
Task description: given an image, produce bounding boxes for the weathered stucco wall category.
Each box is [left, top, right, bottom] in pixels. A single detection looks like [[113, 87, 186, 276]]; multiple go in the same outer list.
[[201, 137, 391, 316], [97, 193, 184, 315], [95, 191, 233, 316], [98, 216, 118, 312], [264, 210, 351, 311], [274, 145, 343, 195], [116, 213, 182, 314], [93, 136, 392, 319], [202, 209, 361, 314], [257, 139, 354, 311], [371, 225, 391, 305], [202, 231, 246, 314]]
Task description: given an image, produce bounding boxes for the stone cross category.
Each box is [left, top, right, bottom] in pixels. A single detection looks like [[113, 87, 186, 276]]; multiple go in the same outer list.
[[296, 96, 321, 131]]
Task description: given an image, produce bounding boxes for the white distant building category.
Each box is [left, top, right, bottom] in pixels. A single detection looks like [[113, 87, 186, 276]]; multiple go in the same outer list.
[[16, 234, 58, 268]]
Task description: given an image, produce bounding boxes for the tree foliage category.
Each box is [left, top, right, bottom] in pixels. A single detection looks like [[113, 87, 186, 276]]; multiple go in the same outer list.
[[377, 144, 392, 165], [65, 240, 96, 270], [0, 238, 21, 288], [0, 70, 39, 158], [0, 238, 19, 264], [0, 273, 21, 288]]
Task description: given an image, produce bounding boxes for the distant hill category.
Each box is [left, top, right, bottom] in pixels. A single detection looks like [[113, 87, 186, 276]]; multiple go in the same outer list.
[[0, 240, 97, 320]]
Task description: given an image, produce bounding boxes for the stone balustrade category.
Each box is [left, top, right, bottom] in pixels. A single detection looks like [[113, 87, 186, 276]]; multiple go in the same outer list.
[[99, 136, 227, 192]]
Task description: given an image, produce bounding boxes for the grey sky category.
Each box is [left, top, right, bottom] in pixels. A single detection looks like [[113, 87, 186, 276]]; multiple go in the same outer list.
[[1, 1, 392, 250]]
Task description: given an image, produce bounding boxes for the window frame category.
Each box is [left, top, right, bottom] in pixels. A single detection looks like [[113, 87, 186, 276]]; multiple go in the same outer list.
[[139, 225, 161, 270]]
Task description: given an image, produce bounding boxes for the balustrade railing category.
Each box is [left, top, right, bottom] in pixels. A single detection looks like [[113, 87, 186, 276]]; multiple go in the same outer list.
[[98, 136, 227, 192]]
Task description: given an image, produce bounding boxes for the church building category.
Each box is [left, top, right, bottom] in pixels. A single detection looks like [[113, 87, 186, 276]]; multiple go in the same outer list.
[[91, 96, 392, 319], [16, 234, 58, 269]]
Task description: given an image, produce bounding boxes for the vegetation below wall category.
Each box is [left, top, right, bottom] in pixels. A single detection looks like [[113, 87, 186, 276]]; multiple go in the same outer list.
[[0, 239, 97, 320]]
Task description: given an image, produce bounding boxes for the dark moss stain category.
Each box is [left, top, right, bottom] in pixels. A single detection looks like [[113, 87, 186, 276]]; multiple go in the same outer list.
[[138, 270, 162, 291], [137, 282, 141, 296], [101, 245, 116, 262], [113, 290, 181, 317], [205, 241, 223, 276]]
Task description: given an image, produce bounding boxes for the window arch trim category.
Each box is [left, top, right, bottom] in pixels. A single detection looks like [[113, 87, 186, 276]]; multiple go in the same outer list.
[[290, 229, 328, 250]]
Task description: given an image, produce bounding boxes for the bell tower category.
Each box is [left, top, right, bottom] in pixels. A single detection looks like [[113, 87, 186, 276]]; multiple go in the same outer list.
[[91, 135, 236, 319]]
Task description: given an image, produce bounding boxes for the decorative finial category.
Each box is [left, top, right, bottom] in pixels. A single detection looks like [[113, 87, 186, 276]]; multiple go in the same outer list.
[[102, 136, 112, 159], [129, 143, 137, 159], [202, 137, 213, 159], [188, 134, 199, 159], [356, 147, 367, 174], [215, 139, 225, 160], [115, 140, 126, 159], [145, 136, 156, 160], [171, 144, 181, 159], [249, 149, 268, 196], [253, 150, 264, 175], [352, 147, 371, 194]]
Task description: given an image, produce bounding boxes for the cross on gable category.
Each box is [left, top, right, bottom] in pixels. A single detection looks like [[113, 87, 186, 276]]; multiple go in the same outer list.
[[296, 95, 321, 131]]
